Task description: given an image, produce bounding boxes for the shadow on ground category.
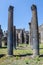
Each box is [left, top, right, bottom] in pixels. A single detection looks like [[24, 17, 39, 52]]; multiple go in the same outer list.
[[40, 48, 43, 49], [0, 54, 5, 58], [0, 47, 7, 49], [14, 53, 32, 57], [39, 54, 43, 57]]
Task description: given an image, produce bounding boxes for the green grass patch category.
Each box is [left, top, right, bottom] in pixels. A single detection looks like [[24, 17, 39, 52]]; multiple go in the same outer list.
[[0, 43, 43, 65]]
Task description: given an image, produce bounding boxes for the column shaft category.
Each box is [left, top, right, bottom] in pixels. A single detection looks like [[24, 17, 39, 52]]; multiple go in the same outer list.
[[7, 6, 14, 55], [31, 4, 39, 56]]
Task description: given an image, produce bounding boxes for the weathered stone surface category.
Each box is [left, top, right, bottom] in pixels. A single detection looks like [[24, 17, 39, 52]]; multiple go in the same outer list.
[[29, 22, 31, 45], [7, 6, 14, 55], [16, 29, 21, 45], [17, 29, 24, 44], [39, 24, 43, 43], [13, 26, 16, 49], [31, 18, 34, 49], [20, 30, 23, 44], [0, 25, 3, 47], [25, 31, 29, 44], [31, 4, 39, 57], [16, 33, 19, 46], [2, 31, 7, 46], [29, 20, 33, 49], [24, 31, 26, 44]]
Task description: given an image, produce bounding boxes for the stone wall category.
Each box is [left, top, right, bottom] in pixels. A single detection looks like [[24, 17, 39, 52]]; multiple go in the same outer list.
[[39, 24, 43, 43]]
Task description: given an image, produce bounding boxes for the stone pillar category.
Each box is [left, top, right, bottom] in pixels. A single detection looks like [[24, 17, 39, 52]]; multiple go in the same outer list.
[[29, 21, 33, 49], [2, 31, 7, 46], [7, 6, 14, 55], [0, 25, 3, 47], [26, 34, 29, 44], [0, 25, 2, 47], [13, 26, 16, 49], [24, 32, 26, 44], [16, 30, 19, 46], [31, 4, 39, 57], [20, 29, 25, 44], [29, 22, 31, 45], [22, 30, 24, 43], [0, 25, 1, 29], [20, 30, 22, 43], [31, 19, 34, 49]]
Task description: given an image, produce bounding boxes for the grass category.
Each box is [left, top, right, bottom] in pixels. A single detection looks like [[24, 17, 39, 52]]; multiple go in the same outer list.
[[0, 43, 43, 65]]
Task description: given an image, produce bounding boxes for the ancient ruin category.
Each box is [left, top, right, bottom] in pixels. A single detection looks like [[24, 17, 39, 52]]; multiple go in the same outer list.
[[13, 26, 16, 49], [0, 25, 3, 47], [7, 6, 14, 55], [31, 4, 39, 57], [0, 4, 43, 58]]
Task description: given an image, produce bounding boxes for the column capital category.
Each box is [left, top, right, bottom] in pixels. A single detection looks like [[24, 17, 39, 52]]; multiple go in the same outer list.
[[0, 25, 1, 29], [8, 5, 14, 11], [31, 4, 37, 11], [28, 22, 31, 26]]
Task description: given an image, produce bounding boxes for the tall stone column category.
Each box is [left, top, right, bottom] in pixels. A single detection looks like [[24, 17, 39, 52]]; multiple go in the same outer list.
[[29, 22, 33, 49], [31, 18, 34, 49], [13, 26, 16, 49], [0, 25, 2, 47], [17, 33, 19, 46], [7, 6, 14, 55], [29, 22, 31, 45], [20, 30, 22, 44], [0, 25, 3, 47], [22, 30, 24, 43], [24, 31, 26, 44], [31, 4, 39, 57]]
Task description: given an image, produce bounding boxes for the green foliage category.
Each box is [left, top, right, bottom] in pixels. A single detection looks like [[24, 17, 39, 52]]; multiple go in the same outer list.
[[25, 59, 29, 64], [34, 56, 40, 61], [16, 56, 20, 60], [24, 58, 29, 64]]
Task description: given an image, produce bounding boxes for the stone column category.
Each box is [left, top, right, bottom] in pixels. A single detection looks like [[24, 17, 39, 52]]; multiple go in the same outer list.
[[31, 19, 34, 49], [26, 34, 29, 44], [17, 33, 19, 46], [22, 30, 24, 43], [0, 25, 1, 29], [0, 25, 3, 47], [0, 25, 2, 47], [31, 4, 39, 57], [29, 22, 31, 45], [2, 31, 7, 46], [29, 22, 33, 49], [20, 30, 22, 44], [7, 6, 14, 55], [24, 32, 26, 44], [13, 26, 16, 49]]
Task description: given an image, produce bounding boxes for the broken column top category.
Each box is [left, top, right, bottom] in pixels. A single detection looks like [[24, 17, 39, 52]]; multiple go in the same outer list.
[[13, 26, 16, 28], [0, 25, 1, 29], [28, 22, 31, 25], [31, 4, 37, 10], [13, 26, 16, 31], [8, 5, 14, 11]]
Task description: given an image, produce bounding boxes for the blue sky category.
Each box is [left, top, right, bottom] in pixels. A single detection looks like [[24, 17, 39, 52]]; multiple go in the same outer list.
[[0, 0, 43, 31]]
